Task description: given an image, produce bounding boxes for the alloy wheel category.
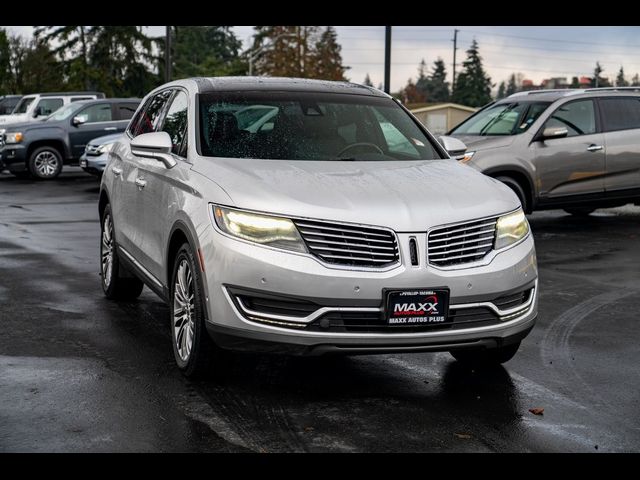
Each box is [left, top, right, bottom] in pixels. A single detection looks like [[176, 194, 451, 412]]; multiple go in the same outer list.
[[101, 214, 114, 288], [34, 151, 59, 178], [173, 259, 195, 362]]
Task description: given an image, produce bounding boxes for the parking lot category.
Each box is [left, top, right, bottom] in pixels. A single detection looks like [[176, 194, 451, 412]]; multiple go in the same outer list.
[[1, 167, 639, 452]]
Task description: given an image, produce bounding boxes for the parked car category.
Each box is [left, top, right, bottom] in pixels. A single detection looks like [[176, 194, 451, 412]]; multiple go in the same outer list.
[[0, 91, 105, 127], [80, 133, 122, 178], [0, 98, 140, 179], [0, 95, 23, 115], [449, 87, 640, 215], [99, 78, 537, 377]]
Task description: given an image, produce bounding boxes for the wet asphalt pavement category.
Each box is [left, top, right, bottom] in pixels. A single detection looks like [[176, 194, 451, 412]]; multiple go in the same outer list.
[[1, 167, 639, 453]]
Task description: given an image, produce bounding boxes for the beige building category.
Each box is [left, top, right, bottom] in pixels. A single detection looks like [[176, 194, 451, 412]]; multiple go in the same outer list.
[[410, 103, 478, 135]]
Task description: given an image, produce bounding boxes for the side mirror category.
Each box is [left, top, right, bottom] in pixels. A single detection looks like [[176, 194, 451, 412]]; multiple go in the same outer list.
[[33, 107, 42, 117], [130, 131, 177, 169], [540, 127, 568, 140], [438, 135, 468, 160], [72, 115, 88, 126]]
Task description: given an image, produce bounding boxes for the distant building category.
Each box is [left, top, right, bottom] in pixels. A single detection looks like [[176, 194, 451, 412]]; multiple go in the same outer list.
[[541, 77, 569, 89], [410, 103, 478, 135], [579, 76, 592, 88]]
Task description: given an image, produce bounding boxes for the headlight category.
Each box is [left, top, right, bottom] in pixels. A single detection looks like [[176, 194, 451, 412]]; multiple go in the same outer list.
[[457, 151, 475, 163], [495, 209, 529, 250], [4, 132, 23, 144], [96, 142, 114, 154], [213, 206, 307, 253]]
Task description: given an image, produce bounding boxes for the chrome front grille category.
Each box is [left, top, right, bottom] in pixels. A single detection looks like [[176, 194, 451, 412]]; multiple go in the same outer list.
[[428, 216, 498, 267], [293, 219, 399, 268], [85, 144, 101, 156]]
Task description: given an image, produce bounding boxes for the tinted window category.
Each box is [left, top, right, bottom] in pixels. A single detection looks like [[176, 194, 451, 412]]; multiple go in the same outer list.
[[451, 102, 550, 136], [13, 97, 35, 114], [76, 103, 112, 123], [118, 103, 139, 121], [161, 91, 188, 156], [600, 98, 640, 132], [544, 100, 595, 137], [128, 90, 172, 137], [198, 92, 441, 161], [35, 98, 63, 117]]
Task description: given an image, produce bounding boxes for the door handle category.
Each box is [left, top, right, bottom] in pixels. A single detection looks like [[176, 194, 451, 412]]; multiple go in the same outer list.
[[587, 144, 603, 152], [135, 177, 147, 189], [104, 127, 118, 131], [112, 167, 122, 177]]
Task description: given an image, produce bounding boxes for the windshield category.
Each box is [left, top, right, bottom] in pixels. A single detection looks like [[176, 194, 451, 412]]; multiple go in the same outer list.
[[47, 102, 84, 121], [451, 101, 550, 136], [198, 91, 442, 161], [13, 97, 35, 115]]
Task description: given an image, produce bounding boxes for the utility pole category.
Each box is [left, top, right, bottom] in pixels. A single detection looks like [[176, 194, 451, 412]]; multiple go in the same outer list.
[[452, 28, 459, 90], [165, 26, 172, 83], [384, 26, 392, 94]]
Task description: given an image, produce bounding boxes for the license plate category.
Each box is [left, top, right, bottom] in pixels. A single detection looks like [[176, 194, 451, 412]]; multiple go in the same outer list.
[[385, 288, 450, 325], [80, 159, 87, 167]]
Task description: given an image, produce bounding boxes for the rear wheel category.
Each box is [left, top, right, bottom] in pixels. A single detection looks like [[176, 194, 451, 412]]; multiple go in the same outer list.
[[564, 207, 595, 216], [100, 204, 144, 300], [450, 341, 521, 366], [28, 146, 63, 180], [496, 176, 528, 213], [171, 243, 223, 378]]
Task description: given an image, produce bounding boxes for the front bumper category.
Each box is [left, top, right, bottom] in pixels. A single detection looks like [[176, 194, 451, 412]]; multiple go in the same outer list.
[[199, 224, 538, 355], [0, 144, 27, 170], [80, 153, 107, 177]]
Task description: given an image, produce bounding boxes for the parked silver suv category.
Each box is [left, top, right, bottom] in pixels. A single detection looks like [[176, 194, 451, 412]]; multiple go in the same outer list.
[[99, 78, 538, 377], [450, 87, 640, 215]]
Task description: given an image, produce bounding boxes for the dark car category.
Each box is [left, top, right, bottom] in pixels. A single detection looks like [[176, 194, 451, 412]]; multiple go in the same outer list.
[[0, 98, 140, 179], [0, 95, 23, 115]]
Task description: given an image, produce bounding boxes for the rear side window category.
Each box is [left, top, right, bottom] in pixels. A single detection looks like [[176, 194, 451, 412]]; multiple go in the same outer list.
[[544, 100, 596, 137], [35, 98, 63, 117], [599, 98, 640, 132], [76, 103, 112, 123], [161, 91, 188, 156], [128, 90, 172, 137], [118, 103, 139, 120]]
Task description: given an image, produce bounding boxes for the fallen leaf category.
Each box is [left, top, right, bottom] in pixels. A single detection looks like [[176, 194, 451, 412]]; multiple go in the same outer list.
[[455, 433, 472, 439], [529, 407, 544, 416], [304, 426, 314, 432]]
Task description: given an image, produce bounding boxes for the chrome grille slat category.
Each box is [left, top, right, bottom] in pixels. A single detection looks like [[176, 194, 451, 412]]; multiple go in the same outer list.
[[298, 229, 393, 245], [294, 219, 399, 268], [428, 216, 498, 267], [429, 221, 497, 238]]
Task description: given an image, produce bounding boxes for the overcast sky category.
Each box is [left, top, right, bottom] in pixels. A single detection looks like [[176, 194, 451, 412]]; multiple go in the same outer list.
[[6, 26, 640, 91]]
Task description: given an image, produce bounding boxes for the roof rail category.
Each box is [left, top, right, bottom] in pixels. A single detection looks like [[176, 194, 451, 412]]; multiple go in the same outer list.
[[508, 89, 585, 98], [582, 86, 640, 93]]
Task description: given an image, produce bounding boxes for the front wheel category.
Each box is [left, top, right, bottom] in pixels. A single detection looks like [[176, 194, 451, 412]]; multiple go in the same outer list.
[[28, 146, 63, 180], [450, 341, 521, 366], [171, 243, 223, 378]]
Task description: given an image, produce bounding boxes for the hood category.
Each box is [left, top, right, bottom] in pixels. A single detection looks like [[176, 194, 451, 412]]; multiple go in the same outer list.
[[0, 114, 29, 125], [452, 134, 516, 152], [88, 133, 122, 146], [0, 119, 64, 132], [193, 158, 520, 231]]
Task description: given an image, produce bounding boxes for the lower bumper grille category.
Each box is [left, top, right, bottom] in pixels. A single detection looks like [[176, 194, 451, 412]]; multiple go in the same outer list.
[[229, 285, 535, 333]]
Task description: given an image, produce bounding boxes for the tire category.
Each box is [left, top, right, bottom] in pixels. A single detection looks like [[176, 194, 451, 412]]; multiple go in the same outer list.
[[28, 146, 63, 180], [450, 341, 521, 366], [100, 204, 144, 300], [564, 207, 595, 216], [496, 176, 528, 212], [170, 242, 221, 378]]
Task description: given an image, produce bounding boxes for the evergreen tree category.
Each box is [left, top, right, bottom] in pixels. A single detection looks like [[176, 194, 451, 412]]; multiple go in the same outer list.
[[425, 58, 449, 102], [415, 58, 428, 96], [452, 40, 493, 107], [497, 81, 506, 99], [252, 26, 319, 78], [311, 27, 348, 80], [592, 62, 611, 88], [401, 79, 426, 104], [0, 29, 11, 93], [616, 66, 629, 87], [570, 76, 580, 88], [363, 73, 373, 87], [632, 73, 640, 87], [505, 73, 517, 96]]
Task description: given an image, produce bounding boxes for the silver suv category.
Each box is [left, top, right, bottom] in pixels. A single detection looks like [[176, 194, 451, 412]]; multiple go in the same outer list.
[[450, 87, 640, 215], [99, 78, 538, 377]]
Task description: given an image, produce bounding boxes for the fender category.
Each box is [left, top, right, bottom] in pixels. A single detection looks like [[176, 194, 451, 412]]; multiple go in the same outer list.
[[482, 164, 537, 210]]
